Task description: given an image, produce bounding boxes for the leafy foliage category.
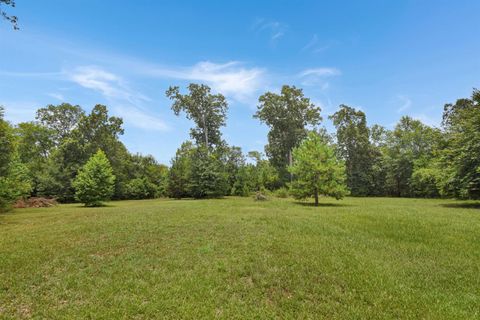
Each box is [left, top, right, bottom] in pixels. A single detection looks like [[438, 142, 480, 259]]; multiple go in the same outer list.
[[2, 86, 480, 204], [330, 105, 373, 196], [36, 103, 85, 145], [440, 89, 480, 199], [0, 158, 31, 211], [73, 150, 116, 207], [0, 106, 15, 177], [188, 148, 228, 199], [255, 85, 322, 182], [410, 167, 441, 198], [168, 141, 194, 199], [124, 178, 158, 200], [0, 107, 31, 211], [166, 84, 228, 150], [288, 132, 347, 206]]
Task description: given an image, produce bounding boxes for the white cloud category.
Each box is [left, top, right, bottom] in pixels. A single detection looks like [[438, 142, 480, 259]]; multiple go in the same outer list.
[[67, 66, 150, 105], [396, 95, 412, 113], [145, 61, 266, 103], [114, 106, 169, 132], [47, 92, 64, 101], [67, 66, 169, 132], [410, 113, 440, 127], [0, 101, 38, 124], [298, 67, 341, 87], [298, 68, 341, 78], [301, 34, 331, 54], [251, 18, 288, 43], [302, 34, 319, 52]]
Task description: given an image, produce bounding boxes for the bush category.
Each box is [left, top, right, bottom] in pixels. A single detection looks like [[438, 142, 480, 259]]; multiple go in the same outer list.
[[124, 178, 158, 199], [189, 148, 228, 199], [73, 150, 116, 207], [0, 160, 32, 212], [274, 187, 289, 198], [231, 167, 251, 197], [410, 168, 441, 198]]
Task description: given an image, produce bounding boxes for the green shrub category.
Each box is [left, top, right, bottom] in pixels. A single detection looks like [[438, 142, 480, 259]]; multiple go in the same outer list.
[[73, 150, 115, 207], [410, 168, 441, 198], [188, 148, 227, 199], [231, 167, 251, 197], [124, 178, 158, 199], [0, 160, 32, 212], [274, 187, 289, 198]]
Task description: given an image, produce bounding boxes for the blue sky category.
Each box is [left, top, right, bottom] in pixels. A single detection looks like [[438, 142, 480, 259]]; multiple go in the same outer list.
[[1, 0, 479, 164]]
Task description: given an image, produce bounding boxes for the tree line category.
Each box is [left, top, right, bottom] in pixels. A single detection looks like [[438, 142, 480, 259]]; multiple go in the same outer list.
[[0, 84, 479, 209]]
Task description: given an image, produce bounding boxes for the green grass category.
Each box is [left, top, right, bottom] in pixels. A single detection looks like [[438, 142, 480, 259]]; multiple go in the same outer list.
[[1, 197, 479, 319]]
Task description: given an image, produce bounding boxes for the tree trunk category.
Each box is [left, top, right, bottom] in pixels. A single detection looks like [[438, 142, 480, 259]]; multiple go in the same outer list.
[[289, 149, 293, 183], [202, 113, 209, 153], [314, 189, 319, 206]]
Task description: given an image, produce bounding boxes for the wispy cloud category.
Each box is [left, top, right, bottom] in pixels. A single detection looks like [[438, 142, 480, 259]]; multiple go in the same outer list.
[[47, 92, 64, 101], [114, 106, 169, 132], [396, 95, 412, 113], [67, 66, 150, 105], [0, 101, 38, 124], [66, 66, 168, 132], [251, 18, 288, 44], [144, 61, 266, 103], [298, 68, 341, 78], [301, 34, 331, 54], [302, 34, 319, 52], [298, 67, 341, 88], [410, 113, 440, 127]]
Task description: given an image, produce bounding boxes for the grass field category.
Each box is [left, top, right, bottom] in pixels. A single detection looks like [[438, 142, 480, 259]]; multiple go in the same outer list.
[[1, 197, 479, 319]]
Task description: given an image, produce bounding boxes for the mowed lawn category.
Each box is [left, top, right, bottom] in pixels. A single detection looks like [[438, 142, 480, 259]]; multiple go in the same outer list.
[[1, 197, 479, 319]]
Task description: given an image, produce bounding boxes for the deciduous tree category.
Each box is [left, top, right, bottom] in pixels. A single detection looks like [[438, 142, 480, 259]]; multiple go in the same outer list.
[[188, 147, 227, 199], [441, 89, 480, 199], [254, 85, 321, 182], [166, 84, 228, 150], [168, 141, 194, 199], [330, 105, 373, 196], [36, 103, 84, 146]]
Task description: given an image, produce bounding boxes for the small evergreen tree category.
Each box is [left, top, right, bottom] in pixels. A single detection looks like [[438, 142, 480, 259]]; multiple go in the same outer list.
[[73, 150, 115, 206], [288, 132, 347, 206]]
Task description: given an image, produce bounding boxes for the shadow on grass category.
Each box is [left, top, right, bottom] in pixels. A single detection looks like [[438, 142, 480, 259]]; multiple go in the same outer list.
[[294, 201, 351, 208], [440, 202, 480, 209], [76, 203, 116, 208]]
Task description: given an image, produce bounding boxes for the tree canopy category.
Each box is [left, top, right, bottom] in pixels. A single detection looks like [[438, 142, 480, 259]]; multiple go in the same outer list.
[[288, 132, 347, 206], [330, 105, 373, 196], [166, 84, 228, 150], [1, 86, 480, 208], [254, 85, 322, 182]]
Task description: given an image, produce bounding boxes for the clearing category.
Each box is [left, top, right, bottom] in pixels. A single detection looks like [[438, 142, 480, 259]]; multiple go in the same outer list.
[[1, 197, 479, 319]]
